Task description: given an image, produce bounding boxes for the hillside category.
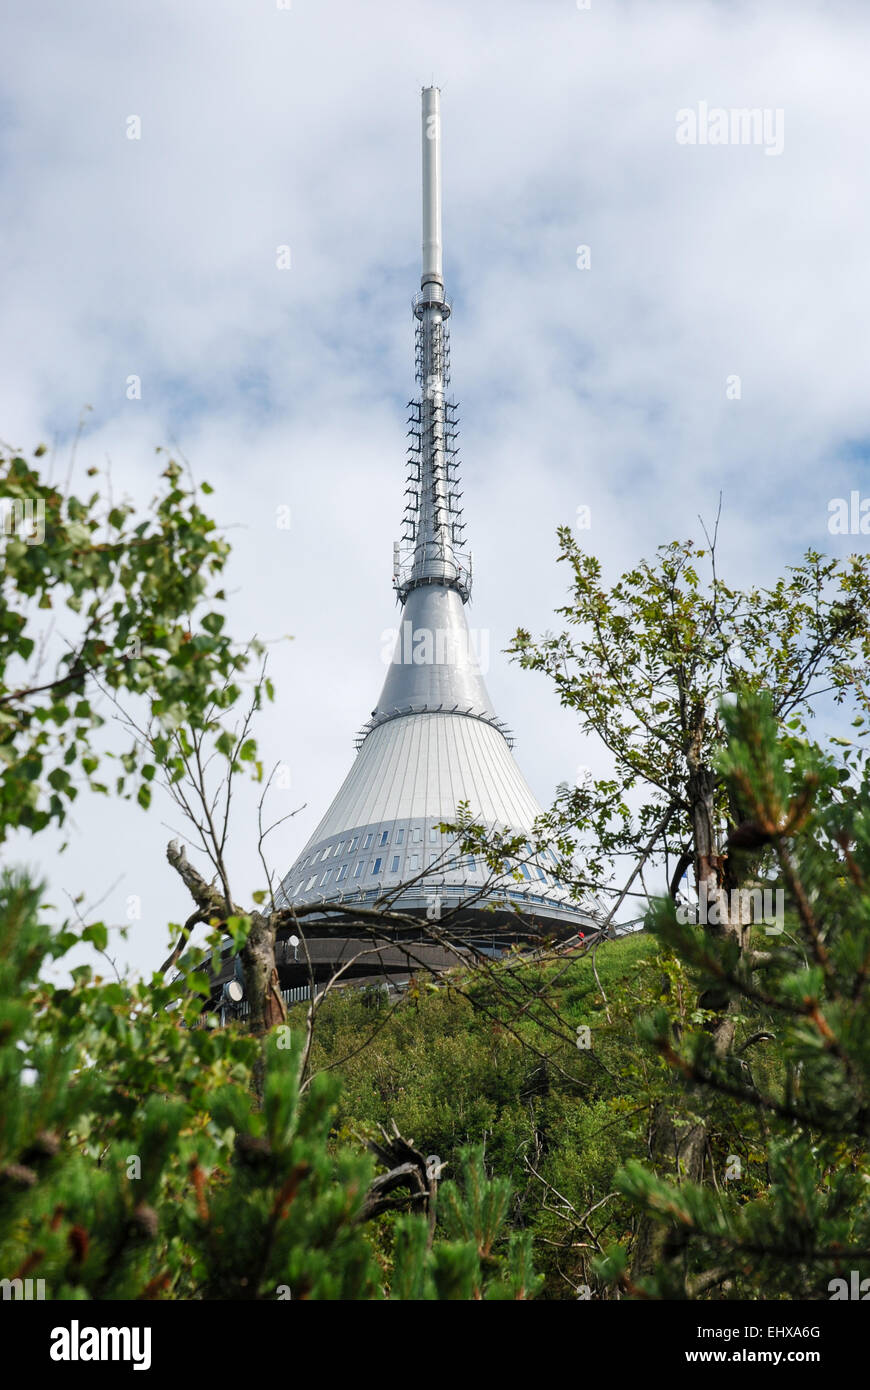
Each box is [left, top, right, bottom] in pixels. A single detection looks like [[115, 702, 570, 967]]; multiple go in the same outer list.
[[288, 932, 775, 1298]]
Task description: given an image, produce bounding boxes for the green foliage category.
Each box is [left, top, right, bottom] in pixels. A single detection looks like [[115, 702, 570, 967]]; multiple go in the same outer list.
[[389, 1150, 542, 1300], [0, 870, 541, 1299], [0, 446, 259, 839], [509, 535, 870, 889], [299, 935, 667, 1297], [176, 1031, 383, 1300], [600, 692, 870, 1298]]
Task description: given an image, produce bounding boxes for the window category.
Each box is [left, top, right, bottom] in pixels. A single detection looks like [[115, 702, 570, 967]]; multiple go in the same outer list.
[[466, 856, 476, 871], [336, 864, 348, 883], [334, 841, 344, 857], [390, 856, 400, 873], [349, 836, 360, 853], [305, 876, 317, 891], [413, 827, 422, 842], [428, 854, 437, 867], [363, 833, 374, 850], [429, 827, 438, 844], [397, 828, 405, 845], [379, 830, 389, 846], [321, 869, 332, 887], [372, 858, 383, 875], [537, 866, 547, 882], [409, 854, 420, 871], [520, 864, 531, 880], [353, 860, 364, 879]]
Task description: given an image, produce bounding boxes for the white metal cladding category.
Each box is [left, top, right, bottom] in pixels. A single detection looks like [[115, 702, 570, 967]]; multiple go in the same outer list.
[[276, 712, 594, 926], [300, 712, 539, 847], [373, 585, 496, 722]]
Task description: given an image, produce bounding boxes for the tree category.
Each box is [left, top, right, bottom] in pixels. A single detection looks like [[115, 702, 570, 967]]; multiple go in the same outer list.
[[511, 528, 869, 927], [507, 527, 870, 1275], [0, 441, 298, 1038], [0, 443, 256, 840], [0, 444, 539, 1300], [0, 867, 539, 1299], [598, 691, 870, 1299]]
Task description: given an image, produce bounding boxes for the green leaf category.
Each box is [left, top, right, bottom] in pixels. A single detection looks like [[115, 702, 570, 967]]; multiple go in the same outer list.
[[83, 921, 109, 952]]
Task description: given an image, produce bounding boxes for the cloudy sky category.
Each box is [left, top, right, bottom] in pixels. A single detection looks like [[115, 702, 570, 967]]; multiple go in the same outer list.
[[2, 0, 868, 975]]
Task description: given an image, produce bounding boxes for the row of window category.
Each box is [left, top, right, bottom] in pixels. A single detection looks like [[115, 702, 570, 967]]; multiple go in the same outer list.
[[296, 851, 476, 895], [290, 827, 563, 900], [297, 825, 450, 876], [293, 853, 557, 897]]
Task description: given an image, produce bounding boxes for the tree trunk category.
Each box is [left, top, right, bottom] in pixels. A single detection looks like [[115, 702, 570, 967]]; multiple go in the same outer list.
[[242, 911, 287, 1037], [632, 1102, 706, 1277], [632, 720, 748, 1283], [165, 841, 286, 1039]]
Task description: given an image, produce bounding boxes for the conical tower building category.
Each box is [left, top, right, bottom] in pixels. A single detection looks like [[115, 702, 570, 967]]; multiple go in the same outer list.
[[277, 89, 594, 958]]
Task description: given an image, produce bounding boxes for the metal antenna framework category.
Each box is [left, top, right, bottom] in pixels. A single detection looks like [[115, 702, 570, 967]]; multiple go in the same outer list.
[[394, 87, 472, 604]]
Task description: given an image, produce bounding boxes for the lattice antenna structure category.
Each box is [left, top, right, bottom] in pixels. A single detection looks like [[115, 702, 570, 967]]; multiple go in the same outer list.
[[394, 86, 472, 604]]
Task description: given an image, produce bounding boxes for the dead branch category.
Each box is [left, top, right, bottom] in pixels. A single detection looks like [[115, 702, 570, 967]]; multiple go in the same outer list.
[[356, 1122, 443, 1225]]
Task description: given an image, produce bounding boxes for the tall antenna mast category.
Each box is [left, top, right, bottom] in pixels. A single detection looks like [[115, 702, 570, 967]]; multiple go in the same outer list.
[[275, 86, 598, 951], [395, 86, 471, 604], [421, 86, 444, 295]]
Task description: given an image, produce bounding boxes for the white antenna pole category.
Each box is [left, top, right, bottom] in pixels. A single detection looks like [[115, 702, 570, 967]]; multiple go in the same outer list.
[[421, 86, 443, 293]]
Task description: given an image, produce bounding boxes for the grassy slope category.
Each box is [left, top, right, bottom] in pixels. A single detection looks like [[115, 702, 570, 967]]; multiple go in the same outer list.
[[289, 934, 669, 1295]]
